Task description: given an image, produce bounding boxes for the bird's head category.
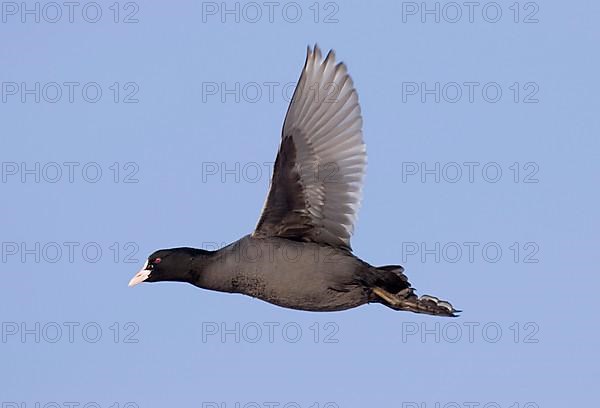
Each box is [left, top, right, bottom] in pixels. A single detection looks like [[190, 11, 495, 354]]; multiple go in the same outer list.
[[128, 248, 197, 287]]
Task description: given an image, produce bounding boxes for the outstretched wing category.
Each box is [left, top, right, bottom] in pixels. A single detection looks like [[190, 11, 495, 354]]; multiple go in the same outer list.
[[253, 45, 366, 250]]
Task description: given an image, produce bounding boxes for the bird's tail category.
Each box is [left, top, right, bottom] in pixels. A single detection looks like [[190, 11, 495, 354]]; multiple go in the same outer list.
[[370, 265, 459, 317]]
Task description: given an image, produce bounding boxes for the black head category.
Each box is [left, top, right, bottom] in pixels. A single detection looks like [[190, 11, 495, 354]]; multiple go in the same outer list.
[[128, 248, 203, 287]]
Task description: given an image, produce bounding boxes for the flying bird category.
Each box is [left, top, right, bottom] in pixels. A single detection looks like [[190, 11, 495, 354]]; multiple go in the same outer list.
[[129, 45, 458, 316]]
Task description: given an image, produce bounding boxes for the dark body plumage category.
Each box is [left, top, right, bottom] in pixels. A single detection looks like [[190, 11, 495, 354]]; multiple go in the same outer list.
[[148, 235, 409, 312], [129, 46, 458, 317]]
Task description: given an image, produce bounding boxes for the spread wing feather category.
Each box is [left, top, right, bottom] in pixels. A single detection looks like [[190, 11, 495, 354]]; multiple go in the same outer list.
[[253, 45, 366, 250]]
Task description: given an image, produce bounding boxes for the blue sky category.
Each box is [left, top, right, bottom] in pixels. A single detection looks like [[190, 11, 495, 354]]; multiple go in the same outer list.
[[1, 1, 598, 407]]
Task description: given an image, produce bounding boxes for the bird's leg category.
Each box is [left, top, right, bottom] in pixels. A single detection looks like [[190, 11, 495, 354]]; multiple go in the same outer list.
[[372, 287, 401, 305], [372, 287, 459, 317]]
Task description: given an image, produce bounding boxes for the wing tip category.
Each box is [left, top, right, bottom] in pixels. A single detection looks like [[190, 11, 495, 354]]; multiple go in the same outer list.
[[306, 43, 340, 66]]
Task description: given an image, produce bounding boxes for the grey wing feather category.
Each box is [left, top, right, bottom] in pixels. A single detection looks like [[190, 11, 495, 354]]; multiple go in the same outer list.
[[253, 45, 366, 250]]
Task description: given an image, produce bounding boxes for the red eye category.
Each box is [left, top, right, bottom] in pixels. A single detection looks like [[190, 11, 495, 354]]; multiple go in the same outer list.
[[154, 257, 161, 264]]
